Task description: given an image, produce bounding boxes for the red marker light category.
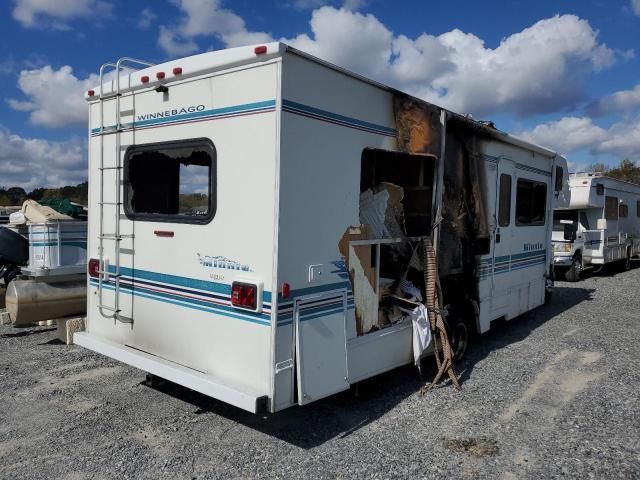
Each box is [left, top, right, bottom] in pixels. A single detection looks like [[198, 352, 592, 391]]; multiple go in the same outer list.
[[141, 75, 149, 83], [156, 71, 165, 79], [254, 45, 267, 55], [172, 67, 182, 75], [87, 90, 95, 97], [88, 258, 100, 278], [281, 282, 290, 299]]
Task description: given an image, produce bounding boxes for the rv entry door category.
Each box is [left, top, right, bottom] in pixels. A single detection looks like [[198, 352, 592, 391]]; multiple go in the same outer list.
[[491, 158, 516, 313], [294, 290, 349, 405]]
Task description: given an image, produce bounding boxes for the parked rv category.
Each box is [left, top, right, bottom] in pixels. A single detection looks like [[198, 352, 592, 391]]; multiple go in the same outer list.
[[75, 43, 569, 413], [553, 172, 640, 281]]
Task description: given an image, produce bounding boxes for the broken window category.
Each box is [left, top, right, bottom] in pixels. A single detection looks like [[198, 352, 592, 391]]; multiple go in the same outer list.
[[498, 174, 512, 227], [124, 139, 216, 224], [515, 179, 547, 226]]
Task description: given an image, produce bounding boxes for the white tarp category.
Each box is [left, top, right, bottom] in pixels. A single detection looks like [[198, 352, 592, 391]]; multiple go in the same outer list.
[[409, 304, 432, 367]]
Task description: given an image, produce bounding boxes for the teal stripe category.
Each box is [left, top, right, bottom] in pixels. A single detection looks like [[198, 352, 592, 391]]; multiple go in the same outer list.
[[91, 100, 276, 134]]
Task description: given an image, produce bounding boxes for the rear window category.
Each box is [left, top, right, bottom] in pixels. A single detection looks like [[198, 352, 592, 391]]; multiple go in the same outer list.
[[515, 179, 547, 226], [124, 139, 216, 224], [605, 196, 618, 220]]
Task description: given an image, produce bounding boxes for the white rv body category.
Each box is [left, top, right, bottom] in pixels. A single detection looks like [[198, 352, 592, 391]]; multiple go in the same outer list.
[[553, 173, 640, 279], [76, 43, 568, 413]]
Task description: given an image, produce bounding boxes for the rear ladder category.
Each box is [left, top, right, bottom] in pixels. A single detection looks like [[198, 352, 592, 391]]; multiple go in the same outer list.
[[95, 58, 153, 322]]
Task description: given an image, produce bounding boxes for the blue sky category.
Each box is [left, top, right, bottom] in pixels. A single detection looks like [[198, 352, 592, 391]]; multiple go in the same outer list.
[[1, 0, 639, 188]]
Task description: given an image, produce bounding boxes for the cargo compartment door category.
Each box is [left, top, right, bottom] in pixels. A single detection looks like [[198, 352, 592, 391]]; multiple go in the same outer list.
[[295, 290, 349, 405]]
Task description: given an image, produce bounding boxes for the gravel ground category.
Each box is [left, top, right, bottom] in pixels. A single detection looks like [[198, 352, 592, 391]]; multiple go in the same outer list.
[[1, 263, 639, 479]]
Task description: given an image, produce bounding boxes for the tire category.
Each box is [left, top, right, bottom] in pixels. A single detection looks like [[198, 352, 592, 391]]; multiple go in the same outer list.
[[448, 300, 478, 362], [623, 248, 631, 271], [564, 254, 582, 282]]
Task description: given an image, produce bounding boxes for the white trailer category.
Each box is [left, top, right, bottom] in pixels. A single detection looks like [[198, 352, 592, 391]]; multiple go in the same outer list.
[[75, 43, 569, 413], [553, 172, 640, 281]]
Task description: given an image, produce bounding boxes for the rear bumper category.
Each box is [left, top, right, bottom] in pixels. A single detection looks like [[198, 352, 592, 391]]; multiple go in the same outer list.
[[74, 332, 267, 413]]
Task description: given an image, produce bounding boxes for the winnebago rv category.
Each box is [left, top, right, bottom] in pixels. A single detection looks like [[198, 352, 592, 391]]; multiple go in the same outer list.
[[553, 172, 640, 281], [75, 43, 569, 413]]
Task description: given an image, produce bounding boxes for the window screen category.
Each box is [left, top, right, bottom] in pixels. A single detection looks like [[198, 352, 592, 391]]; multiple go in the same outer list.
[[554, 166, 563, 192], [124, 139, 216, 224], [605, 196, 618, 220], [515, 179, 547, 226], [498, 174, 511, 227], [619, 203, 628, 218]]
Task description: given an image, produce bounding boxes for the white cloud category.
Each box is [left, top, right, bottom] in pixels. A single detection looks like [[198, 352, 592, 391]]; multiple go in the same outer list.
[[158, 0, 273, 56], [520, 116, 640, 159], [138, 8, 157, 29], [7, 65, 97, 128], [519, 117, 608, 155], [0, 128, 86, 189], [291, 0, 366, 10], [12, 0, 112, 29], [588, 84, 640, 116], [284, 8, 622, 117], [632, 0, 640, 15]]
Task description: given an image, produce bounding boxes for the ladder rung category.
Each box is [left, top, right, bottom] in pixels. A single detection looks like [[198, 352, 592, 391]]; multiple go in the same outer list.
[[98, 305, 121, 313], [100, 93, 121, 100], [99, 166, 122, 171], [99, 202, 122, 205], [97, 270, 121, 277], [99, 234, 134, 240]]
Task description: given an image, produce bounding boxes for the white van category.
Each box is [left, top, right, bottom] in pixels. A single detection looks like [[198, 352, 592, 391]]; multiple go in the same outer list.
[[75, 43, 569, 413], [553, 173, 640, 281]]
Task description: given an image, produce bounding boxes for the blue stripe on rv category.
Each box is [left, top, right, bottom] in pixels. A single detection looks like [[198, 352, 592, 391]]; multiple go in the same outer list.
[[90, 100, 276, 135]]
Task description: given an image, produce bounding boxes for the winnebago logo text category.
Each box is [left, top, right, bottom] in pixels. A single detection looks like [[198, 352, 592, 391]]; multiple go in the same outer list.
[[137, 105, 205, 121], [197, 253, 252, 272]]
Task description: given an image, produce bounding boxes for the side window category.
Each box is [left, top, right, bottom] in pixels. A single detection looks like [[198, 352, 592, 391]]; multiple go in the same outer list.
[[605, 196, 618, 220], [579, 212, 590, 230], [124, 138, 216, 224], [498, 174, 512, 227], [554, 166, 563, 192], [637, 200, 640, 218], [595, 183, 604, 196], [515, 179, 547, 226], [619, 204, 628, 218]]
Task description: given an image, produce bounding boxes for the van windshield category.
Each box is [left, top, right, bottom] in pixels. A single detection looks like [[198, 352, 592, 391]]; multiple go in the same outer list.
[[553, 210, 578, 231]]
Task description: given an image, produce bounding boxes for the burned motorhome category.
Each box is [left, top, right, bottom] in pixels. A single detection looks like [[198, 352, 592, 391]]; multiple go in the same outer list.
[[76, 43, 569, 413]]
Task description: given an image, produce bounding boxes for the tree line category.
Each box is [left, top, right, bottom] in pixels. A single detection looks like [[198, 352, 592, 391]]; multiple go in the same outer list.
[[0, 182, 88, 207], [590, 159, 640, 185]]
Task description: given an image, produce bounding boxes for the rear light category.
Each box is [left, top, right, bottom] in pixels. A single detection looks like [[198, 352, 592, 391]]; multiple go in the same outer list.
[[141, 75, 149, 83], [254, 45, 267, 55], [88, 258, 100, 278], [87, 90, 95, 97], [156, 71, 165, 79], [231, 282, 257, 310], [172, 67, 182, 75]]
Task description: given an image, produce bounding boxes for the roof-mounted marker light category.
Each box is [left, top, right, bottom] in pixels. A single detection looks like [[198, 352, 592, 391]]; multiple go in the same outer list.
[[87, 90, 95, 97], [172, 67, 182, 75], [156, 71, 165, 79], [254, 45, 267, 55], [141, 75, 149, 83]]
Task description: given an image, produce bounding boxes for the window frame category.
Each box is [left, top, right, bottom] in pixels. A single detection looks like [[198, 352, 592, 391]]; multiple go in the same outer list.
[[498, 173, 512, 227], [619, 203, 628, 218], [123, 138, 217, 225], [515, 178, 547, 227], [605, 196, 618, 220]]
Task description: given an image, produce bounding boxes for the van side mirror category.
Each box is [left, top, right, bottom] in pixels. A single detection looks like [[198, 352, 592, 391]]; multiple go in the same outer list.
[[563, 223, 577, 241], [597, 218, 607, 230]]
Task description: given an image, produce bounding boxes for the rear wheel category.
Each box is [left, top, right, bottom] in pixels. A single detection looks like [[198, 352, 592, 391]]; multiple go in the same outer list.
[[564, 254, 582, 282], [448, 300, 478, 362], [623, 248, 631, 271]]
